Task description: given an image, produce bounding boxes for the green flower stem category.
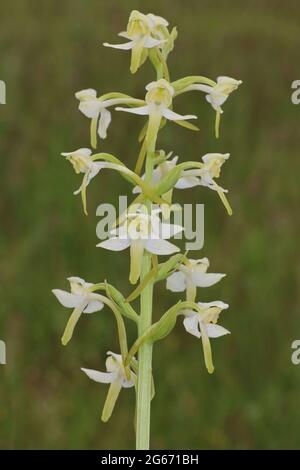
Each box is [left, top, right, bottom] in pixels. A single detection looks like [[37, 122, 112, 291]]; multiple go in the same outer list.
[[135, 54, 170, 450], [136, 146, 155, 450], [92, 294, 129, 367]]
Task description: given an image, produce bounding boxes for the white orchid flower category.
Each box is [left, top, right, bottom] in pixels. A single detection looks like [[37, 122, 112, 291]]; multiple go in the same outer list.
[[189, 76, 242, 114], [61, 148, 107, 215], [181, 76, 242, 137], [133, 152, 231, 213], [81, 351, 136, 422], [116, 79, 197, 150], [183, 153, 230, 190], [132, 153, 184, 218], [75, 89, 112, 140], [132, 152, 199, 194], [181, 153, 232, 214], [133, 154, 178, 194], [166, 257, 226, 301], [62, 148, 133, 215], [97, 208, 183, 284], [182, 301, 230, 373], [180, 75, 242, 117], [52, 277, 104, 345], [103, 10, 168, 74], [75, 89, 144, 145]]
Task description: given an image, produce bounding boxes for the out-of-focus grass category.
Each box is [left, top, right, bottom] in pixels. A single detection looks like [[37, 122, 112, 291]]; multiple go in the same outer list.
[[0, 0, 300, 449]]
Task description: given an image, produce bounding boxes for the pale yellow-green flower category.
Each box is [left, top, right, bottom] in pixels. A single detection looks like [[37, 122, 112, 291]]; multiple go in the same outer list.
[[181, 76, 242, 137], [103, 10, 172, 74], [182, 301, 230, 373], [166, 257, 226, 301], [81, 351, 136, 422], [52, 277, 104, 345], [116, 79, 196, 150], [97, 207, 183, 285]]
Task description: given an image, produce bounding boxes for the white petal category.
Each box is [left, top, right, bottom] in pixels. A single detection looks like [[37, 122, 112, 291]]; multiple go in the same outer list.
[[144, 37, 166, 48], [75, 89, 97, 100], [115, 105, 150, 115], [79, 100, 102, 119], [52, 289, 83, 308], [98, 109, 112, 139], [103, 40, 134, 50], [86, 162, 104, 184], [61, 148, 92, 157], [97, 237, 131, 251], [118, 31, 130, 39], [83, 299, 104, 314], [191, 272, 226, 288], [145, 238, 179, 255], [183, 315, 201, 338], [166, 271, 186, 292], [206, 94, 224, 112], [217, 76, 242, 86], [198, 301, 229, 310], [162, 108, 197, 121], [147, 13, 169, 27], [121, 372, 136, 388], [81, 367, 117, 384], [175, 176, 200, 189], [206, 323, 230, 338], [67, 276, 88, 286], [106, 352, 122, 372], [202, 153, 230, 163]]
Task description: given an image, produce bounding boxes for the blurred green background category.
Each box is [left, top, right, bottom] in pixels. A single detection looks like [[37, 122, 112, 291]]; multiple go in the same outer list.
[[1, 0, 300, 449]]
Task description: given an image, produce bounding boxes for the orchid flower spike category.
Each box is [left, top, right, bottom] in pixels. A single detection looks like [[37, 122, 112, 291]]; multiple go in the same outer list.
[[97, 207, 183, 284], [52, 277, 104, 345], [81, 351, 136, 422], [166, 257, 226, 301], [182, 301, 230, 373], [103, 10, 170, 74], [116, 79, 197, 150]]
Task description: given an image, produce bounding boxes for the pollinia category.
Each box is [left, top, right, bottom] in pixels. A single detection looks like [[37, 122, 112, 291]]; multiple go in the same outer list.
[[52, 10, 242, 450]]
